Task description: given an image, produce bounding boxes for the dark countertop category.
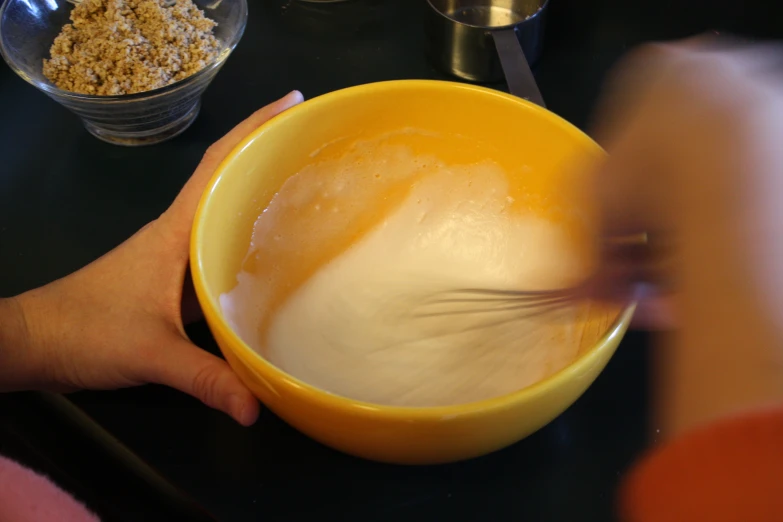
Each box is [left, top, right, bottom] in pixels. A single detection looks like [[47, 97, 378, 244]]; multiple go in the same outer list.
[[1, 0, 782, 520]]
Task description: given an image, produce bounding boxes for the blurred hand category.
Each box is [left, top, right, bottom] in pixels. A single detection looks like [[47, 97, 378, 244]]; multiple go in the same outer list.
[[589, 39, 783, 438], [0, 91, 304, 426]]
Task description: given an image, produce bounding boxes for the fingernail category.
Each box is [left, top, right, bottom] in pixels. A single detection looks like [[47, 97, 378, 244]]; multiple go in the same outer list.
[[286, 90, 304, 104], [228, 394, 258, 427]]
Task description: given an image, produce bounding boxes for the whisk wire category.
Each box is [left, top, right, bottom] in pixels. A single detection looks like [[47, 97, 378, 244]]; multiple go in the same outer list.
[[406, 232, 653, 321], [413, 294, 577, 319]]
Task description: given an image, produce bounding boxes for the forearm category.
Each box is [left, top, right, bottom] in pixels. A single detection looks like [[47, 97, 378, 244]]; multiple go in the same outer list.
[[626, 252, 783, 522], [653, 299, 783, 442], [650, 117, 783, 440]]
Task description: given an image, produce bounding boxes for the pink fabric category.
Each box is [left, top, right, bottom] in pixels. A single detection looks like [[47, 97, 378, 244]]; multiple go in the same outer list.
[[0, 455, 99, 522]]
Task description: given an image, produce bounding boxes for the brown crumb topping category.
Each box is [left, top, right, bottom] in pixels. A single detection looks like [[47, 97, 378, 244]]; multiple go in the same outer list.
[[42, 0, 220, 96]]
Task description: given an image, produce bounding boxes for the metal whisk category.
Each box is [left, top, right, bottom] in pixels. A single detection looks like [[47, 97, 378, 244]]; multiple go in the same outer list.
[[412, 286, 583, 317], [407, 232, 656, 322]]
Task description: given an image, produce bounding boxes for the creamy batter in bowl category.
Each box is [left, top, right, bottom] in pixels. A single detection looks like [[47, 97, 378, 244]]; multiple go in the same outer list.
[[191, 80, 634, 464]]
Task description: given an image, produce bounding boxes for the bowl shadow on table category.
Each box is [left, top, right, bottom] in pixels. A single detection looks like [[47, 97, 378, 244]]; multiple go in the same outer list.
[[69, 320, 651, 522]]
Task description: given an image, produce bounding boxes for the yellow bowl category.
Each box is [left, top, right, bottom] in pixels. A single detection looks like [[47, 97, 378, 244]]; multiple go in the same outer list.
[[191, 80, 633, 465]]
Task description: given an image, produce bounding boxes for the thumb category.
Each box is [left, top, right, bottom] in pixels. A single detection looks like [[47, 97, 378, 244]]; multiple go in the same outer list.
[[146, 337, 260, 426], [167, 90, 305, 227]]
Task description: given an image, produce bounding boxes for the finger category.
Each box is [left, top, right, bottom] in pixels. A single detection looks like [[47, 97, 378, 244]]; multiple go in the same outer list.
[[145, 338, 260, 426], [590, 47, 676, 239], [630, 285, 677, 331], [191, 89, 304, 188], [588, 45, 686, 302], [578, 276, 676, 331], [581, 231, 677, 318], [197, 89, 305, 174], [590, 42, 680, 146], [674, 30, 725, 49], [167, 90, 305, 225]]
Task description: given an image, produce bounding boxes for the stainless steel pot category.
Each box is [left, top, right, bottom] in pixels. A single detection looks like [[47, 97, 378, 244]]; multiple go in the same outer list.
[[425, 0, 549, 107]]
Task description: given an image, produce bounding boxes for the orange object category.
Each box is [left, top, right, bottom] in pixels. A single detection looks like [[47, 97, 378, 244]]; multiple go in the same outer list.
[[191, 80, 634, 464], [620, 407, 783, 522]]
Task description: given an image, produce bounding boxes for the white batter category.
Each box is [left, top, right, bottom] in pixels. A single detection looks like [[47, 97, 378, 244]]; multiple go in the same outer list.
[[222, 138, 589, 407]]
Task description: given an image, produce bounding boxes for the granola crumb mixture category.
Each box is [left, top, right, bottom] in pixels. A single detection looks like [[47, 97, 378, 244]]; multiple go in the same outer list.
[[42, 0, 220, 96]]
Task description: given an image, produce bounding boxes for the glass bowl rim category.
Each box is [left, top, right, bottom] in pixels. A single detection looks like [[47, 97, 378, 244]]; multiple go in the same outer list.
[[0, 0, 248, 102]]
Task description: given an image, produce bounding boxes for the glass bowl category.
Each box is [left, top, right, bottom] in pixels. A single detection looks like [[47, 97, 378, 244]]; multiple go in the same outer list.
[[0, 0, 248, 146]]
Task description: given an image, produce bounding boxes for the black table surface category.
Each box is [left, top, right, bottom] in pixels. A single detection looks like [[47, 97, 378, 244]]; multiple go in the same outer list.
[[2, 0, 782, 520]]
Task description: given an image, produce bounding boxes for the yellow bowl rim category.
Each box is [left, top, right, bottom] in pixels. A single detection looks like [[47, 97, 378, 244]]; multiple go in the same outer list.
[[190, 79, 635, 421]]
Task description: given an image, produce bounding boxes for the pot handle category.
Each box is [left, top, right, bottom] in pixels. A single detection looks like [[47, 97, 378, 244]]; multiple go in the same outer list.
[[491, 28, 546, 108]]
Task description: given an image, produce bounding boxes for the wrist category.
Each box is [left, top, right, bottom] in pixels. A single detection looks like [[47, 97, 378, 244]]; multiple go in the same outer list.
[[0, 295, 44, 391], [653, 279, 783, 441]]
